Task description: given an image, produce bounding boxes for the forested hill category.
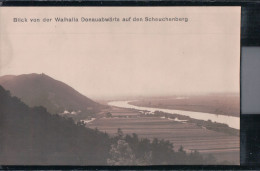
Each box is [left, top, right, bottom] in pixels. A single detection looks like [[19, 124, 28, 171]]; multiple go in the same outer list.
[[0, 85, 111, 165], [0, 73, 102, 115], [0, 85, 221, 165]]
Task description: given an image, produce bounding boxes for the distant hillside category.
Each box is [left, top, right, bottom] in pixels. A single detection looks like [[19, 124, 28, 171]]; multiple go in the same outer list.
[[0, 73, 102, 116], [0, 85, 221, 165], [0, 85, 111, 165]]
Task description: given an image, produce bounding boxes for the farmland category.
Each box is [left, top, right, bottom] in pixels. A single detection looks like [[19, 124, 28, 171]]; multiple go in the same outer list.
[[86, 106, 239, 164], [129, 94, 240, 117]]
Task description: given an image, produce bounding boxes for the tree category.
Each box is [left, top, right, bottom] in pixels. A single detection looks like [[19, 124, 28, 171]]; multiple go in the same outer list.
[[107, 139, 136, 165], [188, 150, 204, 164], [117, 128, 124, 138]]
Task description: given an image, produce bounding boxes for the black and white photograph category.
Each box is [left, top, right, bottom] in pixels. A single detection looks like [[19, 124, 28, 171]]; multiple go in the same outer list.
[[0, 7, 240, 165]]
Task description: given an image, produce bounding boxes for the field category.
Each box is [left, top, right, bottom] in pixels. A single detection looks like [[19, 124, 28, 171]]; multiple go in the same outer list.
[[129, 94, 240, 117], [86, 106, 239, 164]]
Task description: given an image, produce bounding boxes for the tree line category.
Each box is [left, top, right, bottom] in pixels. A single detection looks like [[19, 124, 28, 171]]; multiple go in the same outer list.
[[0, 85, 223, 165]]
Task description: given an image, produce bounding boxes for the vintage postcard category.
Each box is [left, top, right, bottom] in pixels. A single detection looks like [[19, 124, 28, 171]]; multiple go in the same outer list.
[[0, 7, 240, 165]]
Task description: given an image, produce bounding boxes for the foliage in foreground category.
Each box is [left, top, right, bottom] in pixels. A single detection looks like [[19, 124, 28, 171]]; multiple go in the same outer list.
[[107, 129, 218, 165], [0, 85, 222, 165]]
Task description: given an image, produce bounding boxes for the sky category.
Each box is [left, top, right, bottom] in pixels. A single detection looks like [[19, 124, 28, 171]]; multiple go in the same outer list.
[[0, 7, 240, 98]]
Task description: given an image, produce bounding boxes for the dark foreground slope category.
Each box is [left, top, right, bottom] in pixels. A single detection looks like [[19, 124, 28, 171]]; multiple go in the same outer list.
[[0, 85, 220, 165], [0, 73, 101, 115], [0, 86, 111, 165]]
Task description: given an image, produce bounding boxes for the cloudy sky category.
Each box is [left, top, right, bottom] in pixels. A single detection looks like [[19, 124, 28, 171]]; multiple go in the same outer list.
[[0, 7, 240, 98]]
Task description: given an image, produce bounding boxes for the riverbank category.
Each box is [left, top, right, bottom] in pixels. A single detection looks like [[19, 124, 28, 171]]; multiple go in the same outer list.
[[108, 101, 240, 129], [86, 106, 239, 164], [151, 111, 239, 136], [129, 95, 239, 117]]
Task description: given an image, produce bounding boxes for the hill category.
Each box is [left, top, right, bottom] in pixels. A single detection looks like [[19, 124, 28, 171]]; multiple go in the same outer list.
[[0, 85, 220, 165], [0, 85, 111, 165], [0, 73, 102, 116]]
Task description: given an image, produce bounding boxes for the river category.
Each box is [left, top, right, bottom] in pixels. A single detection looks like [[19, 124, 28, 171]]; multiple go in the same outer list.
[[108, 101, 240, 130]]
